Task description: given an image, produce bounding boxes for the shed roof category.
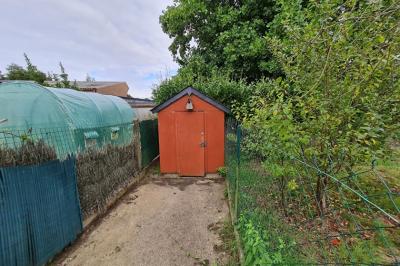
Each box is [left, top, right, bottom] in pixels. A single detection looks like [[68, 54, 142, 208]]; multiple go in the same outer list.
[[151, 87, 229, 114]]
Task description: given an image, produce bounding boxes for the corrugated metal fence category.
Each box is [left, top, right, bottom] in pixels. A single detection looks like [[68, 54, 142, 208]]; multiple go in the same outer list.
[[0, 157, 82, 266]]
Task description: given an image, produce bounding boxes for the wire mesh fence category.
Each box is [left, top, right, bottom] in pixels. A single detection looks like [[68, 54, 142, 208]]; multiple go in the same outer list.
[[0, 122, 145, 218], [225, 118, 400, 265], [0, 123, 134, 159]]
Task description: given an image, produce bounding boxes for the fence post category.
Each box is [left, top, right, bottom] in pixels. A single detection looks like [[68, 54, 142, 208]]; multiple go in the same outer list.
[[235, 124, 241, 221], [133, 121, 142, 169]]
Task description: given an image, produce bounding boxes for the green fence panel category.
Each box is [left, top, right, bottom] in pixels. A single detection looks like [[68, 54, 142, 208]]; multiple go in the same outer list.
[[139, 119, 159, 167], [0, 158, 82, 266]]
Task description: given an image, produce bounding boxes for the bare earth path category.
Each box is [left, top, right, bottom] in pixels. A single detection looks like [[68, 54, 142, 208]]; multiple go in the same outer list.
[[58, 170, 229, 266]]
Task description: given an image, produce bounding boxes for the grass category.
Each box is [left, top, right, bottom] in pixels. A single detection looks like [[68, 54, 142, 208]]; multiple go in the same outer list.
[[218, 220, 239, 266], [226, 149, 400, 265]]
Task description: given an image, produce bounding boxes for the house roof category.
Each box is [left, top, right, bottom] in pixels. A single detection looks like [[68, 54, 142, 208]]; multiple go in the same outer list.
[[151, 86, 230, 114], [45, 81, 126, 89], [120, 96, 155, 108]]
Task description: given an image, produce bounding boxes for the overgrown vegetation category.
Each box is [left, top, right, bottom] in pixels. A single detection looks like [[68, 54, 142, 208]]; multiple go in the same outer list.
[[159, 0, 281, 81], [1, 53, 79, 89], [153, 0, 286, 105], [0, 139, 57, 167], [153, 73, 250, 110], [158, 0, 400, 264], [219, 220, 239, 266], [0, 127, 142, 220], [3, 53, 47, 84], [226, 138, 400, 264], [76, 142, 139, 217], [237, 0, 399, 217]]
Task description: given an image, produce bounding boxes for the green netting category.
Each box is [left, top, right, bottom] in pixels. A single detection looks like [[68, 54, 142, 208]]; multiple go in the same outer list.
[[0, 81, 135, 157]]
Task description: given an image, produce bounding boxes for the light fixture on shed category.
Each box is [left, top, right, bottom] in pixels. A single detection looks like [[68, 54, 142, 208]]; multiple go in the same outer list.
[[186, 97, 193, 111]]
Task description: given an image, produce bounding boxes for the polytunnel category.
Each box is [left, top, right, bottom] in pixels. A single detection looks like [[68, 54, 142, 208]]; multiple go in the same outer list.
[[0, 81, 135, 157]]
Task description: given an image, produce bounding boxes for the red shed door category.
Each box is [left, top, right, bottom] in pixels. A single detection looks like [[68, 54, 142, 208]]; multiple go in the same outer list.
[[176, 111, 205, 176]]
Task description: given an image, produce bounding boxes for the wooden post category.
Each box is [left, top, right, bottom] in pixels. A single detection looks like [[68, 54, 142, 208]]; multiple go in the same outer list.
[[234, 125, 241, 221]]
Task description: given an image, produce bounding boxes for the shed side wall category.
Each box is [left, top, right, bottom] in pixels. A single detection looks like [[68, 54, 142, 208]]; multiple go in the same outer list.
[[205, 110, 225, 173], [158, 110, 177, 173]]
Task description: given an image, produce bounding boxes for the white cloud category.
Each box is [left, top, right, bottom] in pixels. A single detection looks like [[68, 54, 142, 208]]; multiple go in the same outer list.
[[0, 0, 177, 98]]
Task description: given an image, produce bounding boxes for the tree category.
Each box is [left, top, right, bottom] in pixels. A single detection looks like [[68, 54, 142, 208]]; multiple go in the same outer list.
[[59, 62, 69, 87], [3, 55, 81, 90], [238, 0, 400, 215], [47, 62, 79, 90], [160, 0, 281, 82], [4, 54, 47, 84], [154, 0, 285, 105], [85, 74, 95, 82], [5, 64, 26, 80]]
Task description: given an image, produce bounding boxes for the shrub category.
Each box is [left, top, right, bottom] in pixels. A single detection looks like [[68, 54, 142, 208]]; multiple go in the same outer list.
[[235, 0, 400, 215], [0, 139, 57, 167], [76, 142, 139, 217], [152, 72, 251, 110], [217, 166, 228, 177]]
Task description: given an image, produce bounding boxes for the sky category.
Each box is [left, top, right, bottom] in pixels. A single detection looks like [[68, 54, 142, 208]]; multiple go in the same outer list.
[[0, 0, 178, 98]]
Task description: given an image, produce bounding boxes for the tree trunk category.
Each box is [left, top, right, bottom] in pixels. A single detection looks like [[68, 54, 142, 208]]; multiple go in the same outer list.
[[316, 174, 328, 216], [280, 175, 288, 217]]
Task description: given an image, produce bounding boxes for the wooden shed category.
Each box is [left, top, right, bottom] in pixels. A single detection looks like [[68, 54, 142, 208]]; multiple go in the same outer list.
[[151, 87, 229, 176]]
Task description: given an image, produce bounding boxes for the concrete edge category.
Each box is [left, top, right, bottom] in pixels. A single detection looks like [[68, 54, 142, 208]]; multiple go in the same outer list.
[[225, 179, 245, 265]]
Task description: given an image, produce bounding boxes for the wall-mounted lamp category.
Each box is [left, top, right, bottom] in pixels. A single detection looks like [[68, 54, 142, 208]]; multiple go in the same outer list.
[[0, 118, 8, 124], [186, 98, 193, 111]]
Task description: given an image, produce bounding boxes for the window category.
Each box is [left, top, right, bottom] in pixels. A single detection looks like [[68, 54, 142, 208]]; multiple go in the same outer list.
[[84, 131, 99, 148], [111, 127, 120, 140]]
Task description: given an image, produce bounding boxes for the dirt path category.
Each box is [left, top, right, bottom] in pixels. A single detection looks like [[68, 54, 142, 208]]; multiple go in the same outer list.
[[58, 171, 230, 266]]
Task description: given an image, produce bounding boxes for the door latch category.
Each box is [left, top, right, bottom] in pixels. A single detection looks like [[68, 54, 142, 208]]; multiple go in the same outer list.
[[200, 141, 207, 148]]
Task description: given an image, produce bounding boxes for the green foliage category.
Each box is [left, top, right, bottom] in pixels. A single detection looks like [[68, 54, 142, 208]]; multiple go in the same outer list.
[[152, 72, 250, 108], [4, 54, 79, 89], [336, 239, 378, 264], [5, 53, 47, 84], [155, 0, 285, 107], [238, 215, 294, 266], [235, 0, 400, 215], [287, 179, 298, 191], [217, 166, 227, 177], [160, 0, 281, 81], [226, 118, 400, 264], [219, 220, 239, 266], [46, 62, 79, 90]]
